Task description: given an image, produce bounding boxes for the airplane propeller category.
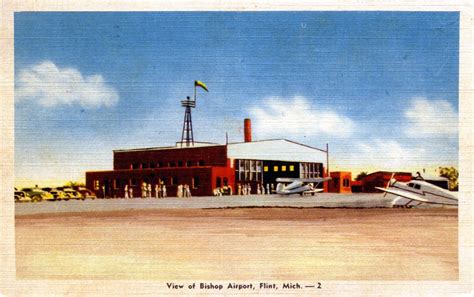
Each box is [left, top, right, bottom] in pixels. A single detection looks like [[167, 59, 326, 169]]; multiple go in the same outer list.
[[383, 173, 396, 197]]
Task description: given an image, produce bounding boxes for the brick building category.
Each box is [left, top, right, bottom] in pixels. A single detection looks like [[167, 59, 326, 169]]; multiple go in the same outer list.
[[328, 171, 352, 193], [358, 171, 413, 192], [86, 127, 329, 197]]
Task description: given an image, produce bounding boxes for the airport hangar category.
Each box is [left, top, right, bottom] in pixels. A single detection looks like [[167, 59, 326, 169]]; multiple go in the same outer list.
[[85, 120, 329, 197]]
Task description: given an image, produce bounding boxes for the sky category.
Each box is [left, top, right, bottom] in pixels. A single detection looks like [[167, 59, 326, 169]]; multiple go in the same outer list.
[[14, 12, 459, 187]]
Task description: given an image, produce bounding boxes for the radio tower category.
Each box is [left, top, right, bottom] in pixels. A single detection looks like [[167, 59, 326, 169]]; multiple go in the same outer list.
[[180, 96, 195, 147]]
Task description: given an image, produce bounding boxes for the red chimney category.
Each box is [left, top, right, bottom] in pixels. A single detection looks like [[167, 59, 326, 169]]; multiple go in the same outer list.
[[244, 118, 252, 142]]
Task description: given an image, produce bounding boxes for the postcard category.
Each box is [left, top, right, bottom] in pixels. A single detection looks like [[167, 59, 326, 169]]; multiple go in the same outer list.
[[1, 1, 472, 296]]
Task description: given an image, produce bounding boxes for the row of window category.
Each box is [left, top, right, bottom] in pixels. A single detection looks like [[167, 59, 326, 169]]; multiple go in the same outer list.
[[130, 160, 205, 170], [263, 165, 295, 172], [236, 160, 263, 182], [215, 177, 229, 188], [332, 178, 350, 188], [301, 162, 322, 178]]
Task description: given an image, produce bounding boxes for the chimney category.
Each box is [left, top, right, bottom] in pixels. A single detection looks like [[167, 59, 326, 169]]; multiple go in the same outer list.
[[244, 118, 252, 142]]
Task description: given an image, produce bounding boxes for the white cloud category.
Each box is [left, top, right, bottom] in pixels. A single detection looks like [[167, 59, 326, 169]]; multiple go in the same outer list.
[[16, 61, 119, 108], [249, 96, 355, 139], [342, 139, 426, 172], [404, 97, 457, 137]]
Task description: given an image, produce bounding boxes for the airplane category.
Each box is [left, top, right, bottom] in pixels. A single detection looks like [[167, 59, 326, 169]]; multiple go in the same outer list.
[[375, 173, 458, 208], [275, 177, 331, 196]]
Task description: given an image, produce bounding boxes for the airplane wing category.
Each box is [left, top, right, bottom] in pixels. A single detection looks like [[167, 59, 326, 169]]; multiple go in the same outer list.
[[276, 177, 331, 183], [374, 187, 429, 203]]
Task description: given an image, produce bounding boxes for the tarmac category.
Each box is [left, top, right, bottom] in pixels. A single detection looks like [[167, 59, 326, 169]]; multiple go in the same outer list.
[[15, 193, 450, 216]]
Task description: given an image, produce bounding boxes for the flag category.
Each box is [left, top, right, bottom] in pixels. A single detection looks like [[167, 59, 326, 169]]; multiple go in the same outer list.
[[194, 80, 209, 92]]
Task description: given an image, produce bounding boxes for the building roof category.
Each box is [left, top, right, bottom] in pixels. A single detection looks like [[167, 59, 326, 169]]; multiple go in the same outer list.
[[113, 141, 221, 153], [113, 138, 328, 165], [227, 139, 327, 164]]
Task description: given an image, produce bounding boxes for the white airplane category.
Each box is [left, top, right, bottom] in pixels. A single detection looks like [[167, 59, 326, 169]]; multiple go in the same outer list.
[[275, 177, 331, 196], [375, 174, 458, 208]]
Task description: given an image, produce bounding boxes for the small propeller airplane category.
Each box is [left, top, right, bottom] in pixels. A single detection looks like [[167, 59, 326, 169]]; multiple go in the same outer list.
[[375, 173, 458, 208], [275, 177, 331, 196]]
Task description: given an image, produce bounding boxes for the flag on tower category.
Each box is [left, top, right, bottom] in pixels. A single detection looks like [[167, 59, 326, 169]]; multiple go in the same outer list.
[[194, 80, 209, 92]]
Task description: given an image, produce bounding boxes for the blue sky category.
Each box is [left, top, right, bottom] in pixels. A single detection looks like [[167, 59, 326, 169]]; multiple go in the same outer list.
[[14, 12, 459, 186]]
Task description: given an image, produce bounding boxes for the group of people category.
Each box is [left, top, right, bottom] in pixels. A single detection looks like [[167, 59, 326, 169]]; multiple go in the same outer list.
[[123, 183, 167, 199], [213, 185, 232, 196], [176, 184, 192, 198], [121, 182, 276, 198], [236, 183, 275, 195], [213, 183, 276, 196]]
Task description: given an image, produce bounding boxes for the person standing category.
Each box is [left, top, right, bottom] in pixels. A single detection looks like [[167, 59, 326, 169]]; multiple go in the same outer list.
[[185, 184, 192, 198], [257, 184, 261, 195], [238, 184, 242, 195], [147, 183, 152, 198], [154, 184, 159, 198], [124, 185, 129, 198], [129, 186, 133, 198], [162, 185, 167, 198], [141, 183, 146, 198], [266, 184, 270, 195]]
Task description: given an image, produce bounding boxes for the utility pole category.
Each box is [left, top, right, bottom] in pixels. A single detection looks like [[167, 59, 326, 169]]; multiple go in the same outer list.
[[326, 143, 329, 175]]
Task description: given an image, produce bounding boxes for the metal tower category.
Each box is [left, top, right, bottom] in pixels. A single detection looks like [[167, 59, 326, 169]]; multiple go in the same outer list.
[[180, 96, 196, 147]]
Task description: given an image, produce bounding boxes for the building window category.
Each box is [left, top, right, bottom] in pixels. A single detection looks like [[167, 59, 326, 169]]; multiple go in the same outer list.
[[264, 166, 269, 172], [216, 177, 222, 187], [274, 166, 279, 172], [198, 160, 205, 166], [282, 165, 287, 172], [178, 161, 183, 167], [255, 161, 262, 181], [130, 178, 137, 186], [289, 165, 294, 171], [186, 160, 193, 167], [169, 162, 175, 167], [150, 162, 156, 168], [192, 177, 200, 188], [343, 179, 350, 187], [223, 177, 228, 186], [173, 177, 178, 185], [300, 162, 322, 178], [94, 180, 100, 190], [132, 163, 139, 170]]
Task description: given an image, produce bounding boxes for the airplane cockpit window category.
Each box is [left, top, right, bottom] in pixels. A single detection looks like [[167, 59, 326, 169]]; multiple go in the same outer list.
[[414, 184, 421, 190], [407, 183, 414, 188]]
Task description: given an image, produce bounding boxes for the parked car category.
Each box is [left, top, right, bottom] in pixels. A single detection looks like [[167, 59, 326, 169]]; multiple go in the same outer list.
[[72, 186, 97, 199], [21, 188, 54, 202], [15, 190, 31, 203], [59, 188, 84, 200], [42, 187, 68, 201]]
